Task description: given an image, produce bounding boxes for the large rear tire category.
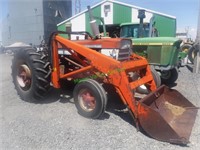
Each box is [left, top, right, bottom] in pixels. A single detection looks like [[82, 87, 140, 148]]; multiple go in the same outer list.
[[12, 48, 51, 102], [73, 79, 107, 119]]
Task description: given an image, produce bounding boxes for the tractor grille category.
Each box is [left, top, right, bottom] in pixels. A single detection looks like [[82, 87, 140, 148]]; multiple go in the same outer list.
[[118, 48, 131, 61]]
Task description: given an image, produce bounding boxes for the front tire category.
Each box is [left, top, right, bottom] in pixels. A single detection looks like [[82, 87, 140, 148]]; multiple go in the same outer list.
[[12, 48, 51, 102], [136, 67, 161, 94], [161, 68, 178, 84], [73, 79, 107, 119], [151, 67, 161, 87]]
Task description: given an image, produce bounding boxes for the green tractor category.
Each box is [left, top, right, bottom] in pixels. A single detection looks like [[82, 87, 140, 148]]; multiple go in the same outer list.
[[119, 10, 182, 84]]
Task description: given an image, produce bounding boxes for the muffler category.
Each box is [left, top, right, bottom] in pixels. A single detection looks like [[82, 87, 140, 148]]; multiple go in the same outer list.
[[137, 85, 198, 145]]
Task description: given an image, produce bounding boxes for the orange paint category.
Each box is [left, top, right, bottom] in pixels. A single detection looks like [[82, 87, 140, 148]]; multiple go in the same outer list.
[[51, 35, 157, 118]]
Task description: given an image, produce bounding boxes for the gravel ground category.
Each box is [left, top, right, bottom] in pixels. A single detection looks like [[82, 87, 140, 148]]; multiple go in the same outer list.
[[0, 54, 200, 150]]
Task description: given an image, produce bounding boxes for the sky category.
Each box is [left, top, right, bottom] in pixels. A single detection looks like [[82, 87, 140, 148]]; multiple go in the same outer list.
[[0, 1, 2, 42], [0, 0, 199, 42]]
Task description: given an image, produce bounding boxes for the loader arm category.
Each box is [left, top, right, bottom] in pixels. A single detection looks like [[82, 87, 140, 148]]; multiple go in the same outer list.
[[51, 34, 156, 120]]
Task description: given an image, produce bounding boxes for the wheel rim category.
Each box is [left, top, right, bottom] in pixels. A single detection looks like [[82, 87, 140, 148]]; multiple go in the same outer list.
[[161, 71, 171, 80], [78, 89, 96, 112], [183, 48, 189, 53], [192, 51, 197, 59], [17, 64, 32, 90]]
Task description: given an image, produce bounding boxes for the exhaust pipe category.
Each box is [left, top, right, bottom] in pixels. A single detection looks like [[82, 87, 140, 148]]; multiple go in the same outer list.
[[87, 6, 100, 38], [138, 9, 146, 38]]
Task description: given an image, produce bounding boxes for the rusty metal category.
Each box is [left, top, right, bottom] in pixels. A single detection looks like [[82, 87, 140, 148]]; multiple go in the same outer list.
[[63, 57, 84, 68], [138, 85, 198, 144], [78, 88, 96, 112]]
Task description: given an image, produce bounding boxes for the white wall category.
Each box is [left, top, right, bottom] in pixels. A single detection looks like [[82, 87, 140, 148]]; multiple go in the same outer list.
[[70, 13, 86, 40], [101, 1, 113, 24]]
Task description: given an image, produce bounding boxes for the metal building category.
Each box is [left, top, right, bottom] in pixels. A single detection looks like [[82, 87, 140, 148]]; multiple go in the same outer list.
[[2, 0, 72, 46], [57, 0, 176, 39]]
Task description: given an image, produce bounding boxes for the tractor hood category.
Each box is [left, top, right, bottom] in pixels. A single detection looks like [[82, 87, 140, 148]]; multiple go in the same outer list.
[[132, 37, 182, 68], [74, 38, 132, 49], [73, 38, 132, 61], [132, 37, 182, 48]]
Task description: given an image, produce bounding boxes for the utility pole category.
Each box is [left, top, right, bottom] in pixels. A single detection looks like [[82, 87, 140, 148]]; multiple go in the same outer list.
[[75, 0, 81, 15], [193, 2, 200, 73], [196, 3, 200, 43], [185, 26, 190, 39]]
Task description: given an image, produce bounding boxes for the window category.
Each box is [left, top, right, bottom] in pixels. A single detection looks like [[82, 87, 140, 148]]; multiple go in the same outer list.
[[104, 5, 110, 17]]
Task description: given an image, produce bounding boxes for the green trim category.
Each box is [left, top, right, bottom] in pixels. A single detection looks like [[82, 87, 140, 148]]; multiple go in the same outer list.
[[153, 14, 176, 37], [57, 23, 68, 38], [120, 22, 149, 26], [133, 43, 174, 46], [113, 3, 131, 24], [57, 23, 66, 31], [132, 37, 181, 45]]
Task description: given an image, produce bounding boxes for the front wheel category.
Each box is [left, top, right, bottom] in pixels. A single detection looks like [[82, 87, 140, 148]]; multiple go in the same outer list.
[[136, 67, 161, 94], [151, 67, 161, 87], [161, 68, 178, 84], [73, 79, 107, 119]]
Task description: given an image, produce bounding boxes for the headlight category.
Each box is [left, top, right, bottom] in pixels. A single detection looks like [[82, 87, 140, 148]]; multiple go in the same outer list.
[[120, 39, 132, 49], [118, 39, 132, 61], [100, 39, 132, 61], [101, 49, 119, 60]]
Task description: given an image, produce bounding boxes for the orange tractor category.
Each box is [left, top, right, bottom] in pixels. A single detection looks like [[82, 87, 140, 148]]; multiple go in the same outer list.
[[11, 9, 198, 145]]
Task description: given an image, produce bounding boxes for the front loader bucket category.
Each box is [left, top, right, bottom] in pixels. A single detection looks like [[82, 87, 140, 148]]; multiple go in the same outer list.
[[138, 85, 198, 145]]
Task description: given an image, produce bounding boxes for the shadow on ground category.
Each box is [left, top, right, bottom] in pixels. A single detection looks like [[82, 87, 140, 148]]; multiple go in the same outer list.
[[186, 64, 194, 72]]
